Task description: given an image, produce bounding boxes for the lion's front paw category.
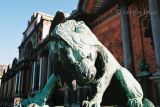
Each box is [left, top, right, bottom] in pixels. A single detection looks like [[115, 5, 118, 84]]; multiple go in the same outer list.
[[82, 100, 100, 107]]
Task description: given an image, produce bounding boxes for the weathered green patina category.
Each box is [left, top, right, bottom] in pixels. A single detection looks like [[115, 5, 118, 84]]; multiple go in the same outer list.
[[22, 20, 155, 107], [22, 74, 62, 107]]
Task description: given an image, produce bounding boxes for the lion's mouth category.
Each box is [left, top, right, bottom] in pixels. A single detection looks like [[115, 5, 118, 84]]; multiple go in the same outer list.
[[75, 52, 105, 85], [78, 69, 96, 83], [75, 61, 96, 84]]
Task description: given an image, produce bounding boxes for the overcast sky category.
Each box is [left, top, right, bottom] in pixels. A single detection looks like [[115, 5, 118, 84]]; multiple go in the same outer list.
[[0, 0, 78, 65]]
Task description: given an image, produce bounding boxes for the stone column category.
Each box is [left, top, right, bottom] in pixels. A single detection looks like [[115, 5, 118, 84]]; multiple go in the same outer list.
[[6, 80, 9, 96], [7, 79, 11, 96], [47, 54, 52, 80], [119, 1, 135, 75], [18, 71, 21, 94], [9, 79, 12, 96], [1, 83, 4, 97], [41, 57, 44, 88], [32, 61, 36, 91], [20, 71, 24, 94], [2, 82, 5, 96], [3, 81, 8, 97], [41, 56, 47, 87], [2, 82, 5, 97], [0, 83, 3, 96], [15, 73, 19, 94], [5, 80, 8, 96], [149, 0, 160, 72], [10, 78, 14, 96], [39, 58, 42, 90], [30, 63, 33, 91], [14, 74, 17, 94], [0, 77, 1, 89]]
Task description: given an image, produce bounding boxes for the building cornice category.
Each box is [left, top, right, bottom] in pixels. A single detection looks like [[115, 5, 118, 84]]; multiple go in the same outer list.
[[19, 12, 54, 48]]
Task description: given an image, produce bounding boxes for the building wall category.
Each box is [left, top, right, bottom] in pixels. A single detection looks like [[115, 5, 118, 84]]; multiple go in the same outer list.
[[128, 0, 156, 73], [17, 12, 53, 97], [0, 63, 18, 107], [90, 0, 156, 74], [92, 5, 124, 66]]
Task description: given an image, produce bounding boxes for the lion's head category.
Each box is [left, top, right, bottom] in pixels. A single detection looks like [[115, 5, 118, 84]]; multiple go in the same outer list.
[[50, 20, 107, 85]]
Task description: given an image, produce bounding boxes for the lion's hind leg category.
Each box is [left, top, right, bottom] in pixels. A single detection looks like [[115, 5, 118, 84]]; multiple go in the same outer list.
[[114, 68, 143, 107]]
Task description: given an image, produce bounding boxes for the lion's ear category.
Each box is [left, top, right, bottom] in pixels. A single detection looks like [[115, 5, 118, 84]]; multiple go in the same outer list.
[[94, 46, 108, 79]]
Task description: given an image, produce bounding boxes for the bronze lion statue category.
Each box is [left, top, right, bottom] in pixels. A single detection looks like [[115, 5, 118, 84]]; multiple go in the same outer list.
[[48, 20, 154, 107], [22, 20, 154, 107]]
